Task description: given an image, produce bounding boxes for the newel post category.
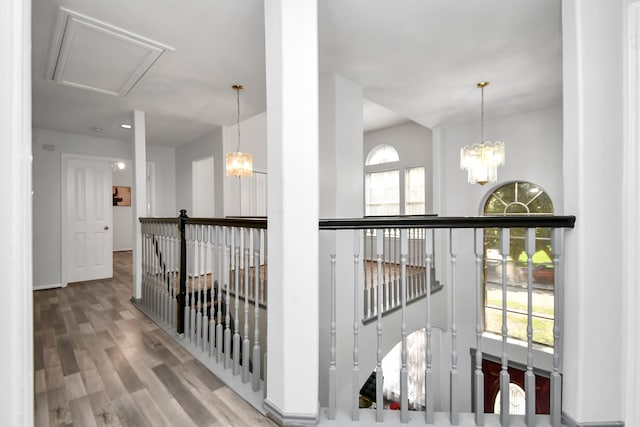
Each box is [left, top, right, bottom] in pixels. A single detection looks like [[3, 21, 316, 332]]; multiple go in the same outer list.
[[177, 209, 188, 335]]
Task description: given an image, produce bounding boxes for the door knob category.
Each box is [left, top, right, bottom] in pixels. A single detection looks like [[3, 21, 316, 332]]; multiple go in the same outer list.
[[104, 226, 109, 230]]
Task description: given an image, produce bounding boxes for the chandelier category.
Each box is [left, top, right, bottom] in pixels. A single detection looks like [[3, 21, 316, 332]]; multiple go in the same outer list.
[[226, 84, 253, 178], [460, 82, 505, 185]]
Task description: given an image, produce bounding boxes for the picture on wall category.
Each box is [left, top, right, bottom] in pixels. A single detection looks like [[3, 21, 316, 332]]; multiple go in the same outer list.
[[113, 186, 131, 206]]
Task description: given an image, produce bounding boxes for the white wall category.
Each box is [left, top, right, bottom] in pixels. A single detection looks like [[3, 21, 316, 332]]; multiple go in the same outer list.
[[432, 104, 564, 412], [175, 128, 224, 217], [223, 112, 268, 216], [112, 164, 133, 251], [32, 128, 176, 288], [364, 121, 434, 213]]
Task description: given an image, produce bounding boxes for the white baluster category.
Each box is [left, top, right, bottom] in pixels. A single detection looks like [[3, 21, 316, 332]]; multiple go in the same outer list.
[[252, 229, 262, 392], [161, 224, 168, 323], [233, 227, 241, 375], [209, 225, 217, 357], [551, 228, 562, 427], [242, 228, 251, 383], [184, 225, 191, 341], [202, 225, 210, 353], [352, 230, 361, 421], [499, 228, 510, 426], [425, 229, 434, 424], [224, 227, 232, 369], [400, 229, 409, 423], [328, 253, 337, 420], [375, 229, 384, 423], [450, 228, 459, 425], [195, 225, 202, 346], [171, 225, 177, 330], [216, 226, 224, 363], [525, 228, 536, 426], [474, 228, 485, 426]]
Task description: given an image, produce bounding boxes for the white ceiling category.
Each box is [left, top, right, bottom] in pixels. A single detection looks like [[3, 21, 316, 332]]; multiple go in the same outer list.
[[31, 0, 562, 147]]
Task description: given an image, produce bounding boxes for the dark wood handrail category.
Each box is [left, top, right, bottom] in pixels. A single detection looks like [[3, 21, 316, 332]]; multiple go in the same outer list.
[[140, 216, 267, 229], [319, 215, 576, 230]]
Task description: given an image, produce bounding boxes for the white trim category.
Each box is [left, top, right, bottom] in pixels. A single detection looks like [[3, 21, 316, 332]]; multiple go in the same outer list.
[[623, 2, 640, 427], [33, 283, 64, 291], [0, 0, 33, 424]]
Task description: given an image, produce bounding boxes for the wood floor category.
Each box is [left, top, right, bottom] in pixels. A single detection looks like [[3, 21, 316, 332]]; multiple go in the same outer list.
[[33, 251, 276, 427]]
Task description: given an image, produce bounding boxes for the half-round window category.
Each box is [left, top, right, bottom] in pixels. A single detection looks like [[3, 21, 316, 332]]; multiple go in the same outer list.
[[365, 144, 399, 166]]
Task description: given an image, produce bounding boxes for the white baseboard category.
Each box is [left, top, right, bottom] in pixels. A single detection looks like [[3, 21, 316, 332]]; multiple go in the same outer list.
[[114, 248, 133, 252], [33, 283, 63, 291]]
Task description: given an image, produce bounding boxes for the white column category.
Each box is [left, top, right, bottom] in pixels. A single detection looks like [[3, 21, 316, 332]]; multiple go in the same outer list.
[[132, 110, 147, 300], [264, 0, 320, 423], [562, 0, 624, 423], [623, 2, 640, 427], [318, 73, 364, 412], [0, 0, 33, 425]]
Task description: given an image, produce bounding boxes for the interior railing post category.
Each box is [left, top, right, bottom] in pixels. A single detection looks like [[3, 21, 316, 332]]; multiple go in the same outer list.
[[216, 225, 224, 363], [233, 227, 241, 376], [202, 226, 210, 353], [551, 228, 563, 427], [252, 228, 262, 392], [242, 228, 251, 383], [352, 230, 361, 421], [195, 224, 202, 348], [177, 209, 188, 335], [525, 228, 536, 426], [499, 228, 511, 426], [375, 229, 384, 423], [400, 228, 409, 423], [474, 228, 485, 426], [328, 252, 337, 420], [425, 228, 434, 424], [450, 228, 459, 425], [224, 227, 232, 370]]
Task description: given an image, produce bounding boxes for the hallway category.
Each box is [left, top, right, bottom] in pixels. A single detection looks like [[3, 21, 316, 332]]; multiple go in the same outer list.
[[33, 251, 275, 427]]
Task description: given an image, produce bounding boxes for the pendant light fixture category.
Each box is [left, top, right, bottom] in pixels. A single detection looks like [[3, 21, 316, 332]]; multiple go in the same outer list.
[[226, 84, 253, 178], [460, 82, 505, 185]]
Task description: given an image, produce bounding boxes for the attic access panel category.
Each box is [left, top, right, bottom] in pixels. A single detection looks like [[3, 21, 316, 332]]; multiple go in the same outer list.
[[46, 8, 173, 97]]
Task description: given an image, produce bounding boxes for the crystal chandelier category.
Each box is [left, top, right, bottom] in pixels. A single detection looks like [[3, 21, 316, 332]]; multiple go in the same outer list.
[[460, 82, 505, 185], [226, 84, 253, 178]]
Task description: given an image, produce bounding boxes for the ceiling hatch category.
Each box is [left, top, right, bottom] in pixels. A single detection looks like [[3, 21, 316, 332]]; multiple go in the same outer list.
[[46, 8, 173, 97]]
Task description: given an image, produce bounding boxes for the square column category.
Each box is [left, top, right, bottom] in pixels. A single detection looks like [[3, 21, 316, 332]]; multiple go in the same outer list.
[[562, 0, 624, 424], [132, 110, 147, 300], [264, 0, 320, 424]]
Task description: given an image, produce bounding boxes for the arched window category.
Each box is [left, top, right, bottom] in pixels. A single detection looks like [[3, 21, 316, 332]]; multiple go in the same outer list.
[[365, 144, 399, 165], [483, 181, 555, 346], [364, 144, 425, 215]]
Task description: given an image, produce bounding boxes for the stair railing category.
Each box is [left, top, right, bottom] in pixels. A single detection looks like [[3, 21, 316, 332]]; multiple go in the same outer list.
[[139, 212, 268, 395], [319, 215, 575, 426]]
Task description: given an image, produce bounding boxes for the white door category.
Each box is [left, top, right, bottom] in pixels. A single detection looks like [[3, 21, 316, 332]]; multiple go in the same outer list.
[[64, 157, 113, 283], [192, 156, 215, 217]]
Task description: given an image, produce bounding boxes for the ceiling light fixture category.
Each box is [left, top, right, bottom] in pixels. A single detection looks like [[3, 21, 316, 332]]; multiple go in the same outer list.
[[226, 84, 253, 178], [460, 82, 505, 185], [112, 161, 126, 171], [119, 123, 132, 129]]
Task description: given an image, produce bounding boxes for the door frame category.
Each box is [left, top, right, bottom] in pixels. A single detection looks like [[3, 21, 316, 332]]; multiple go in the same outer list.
[[61, 153, 114, 287]]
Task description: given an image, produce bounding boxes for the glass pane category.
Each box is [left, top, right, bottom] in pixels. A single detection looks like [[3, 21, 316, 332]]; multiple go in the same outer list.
[[366, 144, 400, 166], [365, 170, 400, 216], [405, 166, 425, 215], [483, 181, 555, 347]]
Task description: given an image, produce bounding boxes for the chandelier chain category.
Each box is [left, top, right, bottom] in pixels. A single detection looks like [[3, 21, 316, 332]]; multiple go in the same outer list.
[[480, 85, 485, 143], [235, 86, 241, 152]]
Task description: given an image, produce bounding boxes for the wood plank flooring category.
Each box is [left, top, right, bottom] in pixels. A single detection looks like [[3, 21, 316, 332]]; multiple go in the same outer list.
[[33, 251, 276, 427]]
